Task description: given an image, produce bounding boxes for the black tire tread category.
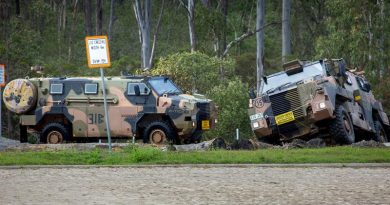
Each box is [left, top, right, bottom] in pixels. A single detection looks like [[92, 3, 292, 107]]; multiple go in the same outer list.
[[329, 106, 355, 144], [373, 121, 388, 143], [41, 122, 70, 144], [143, 121, 177, 144]]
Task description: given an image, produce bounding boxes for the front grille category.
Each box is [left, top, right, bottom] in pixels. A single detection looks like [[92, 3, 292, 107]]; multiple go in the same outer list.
[[196, 102, 210, 130], [269, 88, 304, 118]]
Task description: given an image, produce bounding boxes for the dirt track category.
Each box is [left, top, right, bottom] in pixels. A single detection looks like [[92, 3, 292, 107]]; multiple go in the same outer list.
[[1, 166, 390, 205]]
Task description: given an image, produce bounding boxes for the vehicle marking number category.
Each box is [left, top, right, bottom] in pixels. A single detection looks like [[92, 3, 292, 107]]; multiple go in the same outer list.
[[88, 113, 104, 124], [250, 113, 264, 121], [253, 98, 264, 108]]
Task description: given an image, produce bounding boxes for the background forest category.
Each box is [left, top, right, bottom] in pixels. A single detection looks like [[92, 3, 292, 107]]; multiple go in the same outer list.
[[0, 0, 389, 141]]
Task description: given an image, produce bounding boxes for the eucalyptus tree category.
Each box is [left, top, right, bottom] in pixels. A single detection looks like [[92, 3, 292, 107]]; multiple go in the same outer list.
[[256, 0, 265, 95], [282, 0, 291, 63]]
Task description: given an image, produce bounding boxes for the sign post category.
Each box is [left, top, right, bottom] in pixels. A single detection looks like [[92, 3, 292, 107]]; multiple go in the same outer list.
[[85, 36, 112, 152], [0, 64, 5, 139]]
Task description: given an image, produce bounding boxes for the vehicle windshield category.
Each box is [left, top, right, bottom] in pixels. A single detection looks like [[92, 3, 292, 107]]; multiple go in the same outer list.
[[262, 62, 325, 94], [148, 78, 182, 95]]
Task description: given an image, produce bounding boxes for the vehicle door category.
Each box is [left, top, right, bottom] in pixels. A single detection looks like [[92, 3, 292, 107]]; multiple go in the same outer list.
[[355, 76, 375, 130]]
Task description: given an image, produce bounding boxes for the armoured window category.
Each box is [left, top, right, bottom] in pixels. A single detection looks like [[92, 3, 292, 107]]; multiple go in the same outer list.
[[127, 83, 150, 96], [50, 83, 63, 94], [85, 83, 98, 94], [356, 77, 371, 92]]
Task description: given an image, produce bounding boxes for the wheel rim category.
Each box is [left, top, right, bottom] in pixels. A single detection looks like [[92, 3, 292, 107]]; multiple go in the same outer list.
[[47, 131, 63, 144], [343, 115, 352, 134], [149, 129, 167, 145]]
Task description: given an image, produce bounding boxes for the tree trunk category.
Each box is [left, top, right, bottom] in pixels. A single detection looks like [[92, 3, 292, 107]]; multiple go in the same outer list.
[[282, 0, 291, 63], [68, 0, 78, 62], [378, 0, 386, 79], [108, 0, 115, 40], [133, 0, 151, 70], [221, 0, 228, 53], [256, 0, 265, 96], [62, 0, 67, 31], [96, 0, 103, 35], [149, 0, 164, 67], [0, 0, 9, 20], [84, 0, 93, 35], [15, 0, 20, 15], [188, 0, 196, 52]]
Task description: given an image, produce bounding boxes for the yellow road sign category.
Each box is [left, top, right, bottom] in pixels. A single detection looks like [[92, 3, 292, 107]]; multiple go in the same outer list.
[[85, 36, 111, 68]]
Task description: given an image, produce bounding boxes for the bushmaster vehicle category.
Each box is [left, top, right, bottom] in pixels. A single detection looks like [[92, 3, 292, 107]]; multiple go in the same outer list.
[[3, 75, 217, 144], [248, 59, 389, 144]]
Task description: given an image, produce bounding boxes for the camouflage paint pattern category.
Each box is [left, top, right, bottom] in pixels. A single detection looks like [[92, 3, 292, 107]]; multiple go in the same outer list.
[[3, 76, 217, 142], [249, 60, 389, 141]]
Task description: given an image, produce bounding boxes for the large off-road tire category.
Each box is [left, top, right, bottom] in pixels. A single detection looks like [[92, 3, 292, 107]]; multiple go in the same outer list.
[[329, 105, 355, 145], [41, 123, 70, 144], [373, 121, 388, 143], [143, 121, 177, 145]]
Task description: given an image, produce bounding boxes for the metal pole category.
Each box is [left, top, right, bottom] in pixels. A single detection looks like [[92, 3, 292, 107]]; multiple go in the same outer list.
[[100, 68, 112, 152], [0, 87, 2, 138]]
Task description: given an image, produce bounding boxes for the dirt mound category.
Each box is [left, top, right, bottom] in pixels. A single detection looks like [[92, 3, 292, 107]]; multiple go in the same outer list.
[[283, 138, 326, 149], [306, 138, 326, 148], [230, 139, 255, 150], [172, 138, 227, 151], [249, 139, 275, 149], [352, 140, 386, 147], [211, 137, 227, 149]]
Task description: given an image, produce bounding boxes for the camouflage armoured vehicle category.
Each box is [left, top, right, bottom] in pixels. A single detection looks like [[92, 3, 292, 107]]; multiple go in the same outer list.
[[3, 75, 217, 144], [248, 59, 389, 144]]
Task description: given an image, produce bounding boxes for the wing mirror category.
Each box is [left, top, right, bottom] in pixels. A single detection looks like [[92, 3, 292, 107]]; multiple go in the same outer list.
[[249, 88, 256, 99]]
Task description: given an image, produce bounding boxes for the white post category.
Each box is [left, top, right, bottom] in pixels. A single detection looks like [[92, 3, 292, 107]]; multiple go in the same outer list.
[[100, 68, 112, 151], [236, 128, 239, 140]]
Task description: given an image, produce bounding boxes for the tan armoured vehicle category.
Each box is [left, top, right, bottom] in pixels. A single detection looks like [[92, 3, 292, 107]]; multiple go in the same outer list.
[[248, 59, 389, 144], [3, 75, 217, 144]]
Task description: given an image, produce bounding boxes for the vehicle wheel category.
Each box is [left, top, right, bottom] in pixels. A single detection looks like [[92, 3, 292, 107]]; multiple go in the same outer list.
[[373, 121, 388, 143], [329, 105, 355, 144], [41, 123, 70, 144], [143, 121, 177, 145]]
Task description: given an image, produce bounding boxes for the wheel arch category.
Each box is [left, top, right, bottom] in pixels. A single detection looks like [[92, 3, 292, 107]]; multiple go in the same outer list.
[[35, 113, 73, 132]]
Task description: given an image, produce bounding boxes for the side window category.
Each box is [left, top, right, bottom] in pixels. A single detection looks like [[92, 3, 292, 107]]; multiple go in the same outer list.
[[127, 83, 150, 96], [356, 77, 371, 92], [84, 83, 98, 94], [50, 83, 63, 94]]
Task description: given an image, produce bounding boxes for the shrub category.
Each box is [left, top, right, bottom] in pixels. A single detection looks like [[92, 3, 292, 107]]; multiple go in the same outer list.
[[152, 52, 234, 93], [205, 78, 252, 142]]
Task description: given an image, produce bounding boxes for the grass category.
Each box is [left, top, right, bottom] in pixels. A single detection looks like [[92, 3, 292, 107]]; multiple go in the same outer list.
[[0, 146, 390, 165]]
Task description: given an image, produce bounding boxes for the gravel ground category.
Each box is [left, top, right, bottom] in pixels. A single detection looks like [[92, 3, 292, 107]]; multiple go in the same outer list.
[[0, 136, 20, 151], [0, 166, 389, 205]]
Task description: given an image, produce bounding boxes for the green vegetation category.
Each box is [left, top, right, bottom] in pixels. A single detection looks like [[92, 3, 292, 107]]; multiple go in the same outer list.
[[206, 79, 252, 141], [1, 1, 390, 141], [1, 146, 390, 165]]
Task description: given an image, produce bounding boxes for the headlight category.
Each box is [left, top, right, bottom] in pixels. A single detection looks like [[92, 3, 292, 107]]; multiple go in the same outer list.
[[253, 122, 259, 128], [319, 102, 326, 109], [214, 119, 218, 124]]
